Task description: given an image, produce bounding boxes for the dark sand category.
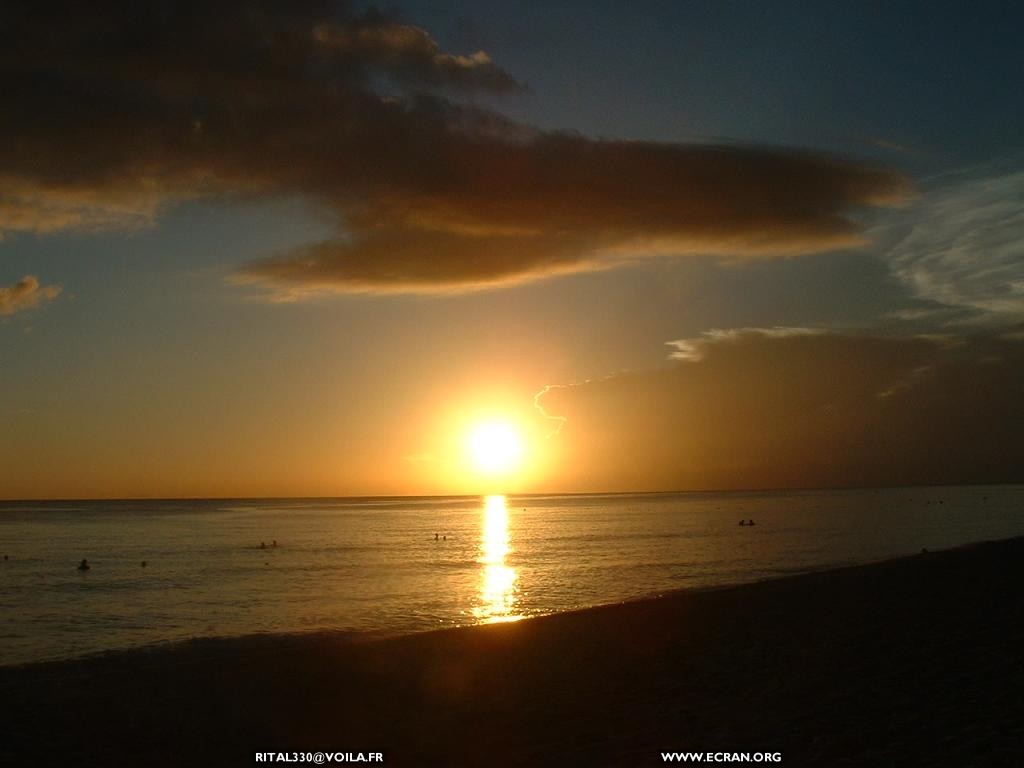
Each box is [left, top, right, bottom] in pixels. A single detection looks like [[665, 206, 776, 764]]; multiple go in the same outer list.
[[3, 538, 1023, 767]]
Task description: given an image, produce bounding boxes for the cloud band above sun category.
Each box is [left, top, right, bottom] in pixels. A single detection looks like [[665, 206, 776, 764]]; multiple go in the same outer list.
[[2, 1, 911, 296], [537, 329, 1024, 491]]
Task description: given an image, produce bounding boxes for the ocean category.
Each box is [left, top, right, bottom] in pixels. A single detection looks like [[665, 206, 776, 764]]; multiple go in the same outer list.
[[1, 485, 1022, 666]]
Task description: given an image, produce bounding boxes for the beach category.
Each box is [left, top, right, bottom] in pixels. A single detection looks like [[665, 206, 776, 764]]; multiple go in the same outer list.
[[3, 536, 1023, 767]]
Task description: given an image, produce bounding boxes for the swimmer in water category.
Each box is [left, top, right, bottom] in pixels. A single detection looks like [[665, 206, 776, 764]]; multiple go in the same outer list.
[[77, 558, 90, 571]]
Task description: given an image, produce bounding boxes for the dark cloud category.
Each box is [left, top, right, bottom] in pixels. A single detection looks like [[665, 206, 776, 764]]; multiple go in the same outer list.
[[538, 331, 1024, 491], [0, 276, 62, 316], [2, 1, 910, 294], [241, 227, 602, 297]]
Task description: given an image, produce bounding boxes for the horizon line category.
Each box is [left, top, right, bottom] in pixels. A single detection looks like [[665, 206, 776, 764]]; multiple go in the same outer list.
[[1, 479, 1020, 504]]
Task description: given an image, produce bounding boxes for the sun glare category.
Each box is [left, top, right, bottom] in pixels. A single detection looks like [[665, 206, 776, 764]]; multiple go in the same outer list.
[[466, 420, 525, 475], [474, 495, 521, 623]]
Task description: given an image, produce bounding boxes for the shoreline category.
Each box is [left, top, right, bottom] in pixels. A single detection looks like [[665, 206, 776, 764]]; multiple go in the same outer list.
[[4, 535, 1023, 766]]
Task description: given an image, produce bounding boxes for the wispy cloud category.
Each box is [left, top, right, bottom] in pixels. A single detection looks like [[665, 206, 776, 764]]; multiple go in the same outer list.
[[879, 166, 1024, 324], [0, 275, 61, 316], [2, 2, 910, 295]]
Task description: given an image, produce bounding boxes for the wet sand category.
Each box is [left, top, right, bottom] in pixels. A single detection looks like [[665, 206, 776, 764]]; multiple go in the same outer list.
[[3, 536, 1023, 767]]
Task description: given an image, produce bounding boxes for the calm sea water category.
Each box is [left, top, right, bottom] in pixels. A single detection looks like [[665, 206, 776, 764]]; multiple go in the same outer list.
[[1, 485, 1022, 666]]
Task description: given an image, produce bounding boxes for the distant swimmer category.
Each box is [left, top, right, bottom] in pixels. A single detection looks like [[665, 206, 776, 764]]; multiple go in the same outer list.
[[141, 560, 147, 567], [77, 558, 90, 571], [443, 535, 447, 541], [272, 540, 278, 548], [435, 533, 439, 541], [748, 519, 756, 526], [260, 541, 266, 550]]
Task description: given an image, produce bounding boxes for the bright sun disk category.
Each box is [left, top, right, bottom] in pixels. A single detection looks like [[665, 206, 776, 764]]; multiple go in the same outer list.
[[466, 421, 524, 475]]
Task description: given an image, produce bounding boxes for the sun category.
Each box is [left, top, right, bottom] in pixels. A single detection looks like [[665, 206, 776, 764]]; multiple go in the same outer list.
[[465, 420, 525, 475]]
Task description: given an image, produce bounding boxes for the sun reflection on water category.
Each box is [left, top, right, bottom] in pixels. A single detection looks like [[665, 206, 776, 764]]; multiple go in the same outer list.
[[474, 495, 522, 623]]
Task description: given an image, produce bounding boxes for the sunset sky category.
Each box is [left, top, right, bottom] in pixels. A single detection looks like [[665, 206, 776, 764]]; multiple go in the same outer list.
[[2, 1, 1022, 499]]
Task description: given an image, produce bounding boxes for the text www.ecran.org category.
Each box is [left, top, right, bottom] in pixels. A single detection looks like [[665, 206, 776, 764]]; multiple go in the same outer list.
[[663, 753, 782, 763]]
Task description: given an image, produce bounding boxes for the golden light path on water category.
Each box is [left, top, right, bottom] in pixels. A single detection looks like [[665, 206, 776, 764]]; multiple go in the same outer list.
[[474, 495, 522, 624]]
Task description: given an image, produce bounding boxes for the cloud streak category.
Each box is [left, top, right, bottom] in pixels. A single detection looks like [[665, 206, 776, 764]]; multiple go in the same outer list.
[[1, 1, 911, 294], [666, 326, 827, 362], [0, 276, 62, 316], [532, 384, 569, 438]]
